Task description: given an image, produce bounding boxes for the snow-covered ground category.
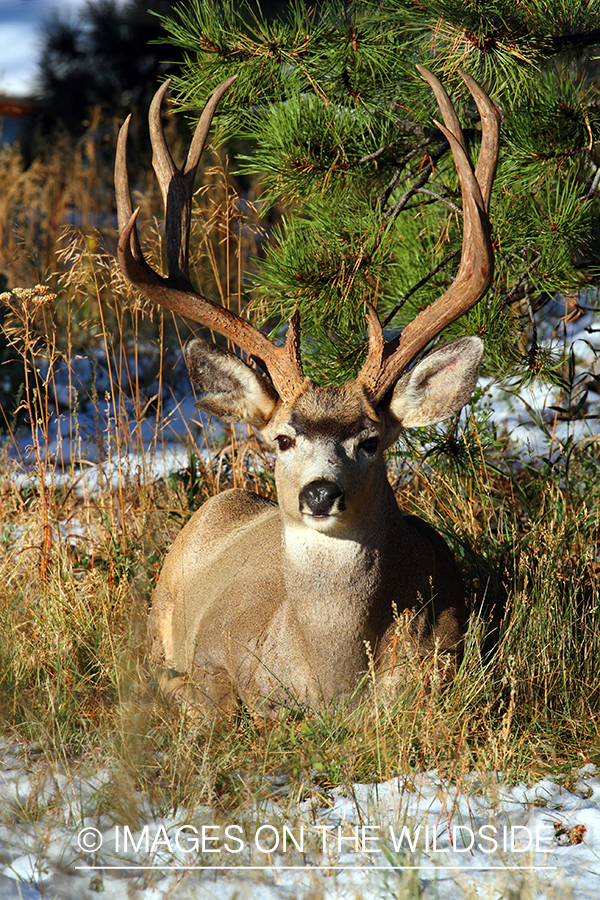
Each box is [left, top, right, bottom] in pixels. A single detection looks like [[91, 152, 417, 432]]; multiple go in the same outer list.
[[481, 295, 600, 460], [0, 737, 599, 899]]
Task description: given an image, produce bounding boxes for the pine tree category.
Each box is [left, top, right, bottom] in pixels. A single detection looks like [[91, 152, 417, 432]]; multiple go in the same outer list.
[[155, 0, 600, 388]]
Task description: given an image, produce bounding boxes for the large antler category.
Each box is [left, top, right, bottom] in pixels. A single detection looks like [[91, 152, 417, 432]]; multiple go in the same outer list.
[[115, 77, 306, 401], [116, 69, 497, 405], [357, 66, 500, 403]]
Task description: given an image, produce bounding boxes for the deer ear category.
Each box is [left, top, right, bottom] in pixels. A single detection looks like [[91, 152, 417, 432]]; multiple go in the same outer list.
[[388, 337, 484, 428], [186, 339, 279, 429]]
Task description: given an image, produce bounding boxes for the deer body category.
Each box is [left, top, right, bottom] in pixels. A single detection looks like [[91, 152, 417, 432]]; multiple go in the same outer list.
[[150, 489, 464, 715], [149, 372, 470, 716], [115, 66, 499, 718]]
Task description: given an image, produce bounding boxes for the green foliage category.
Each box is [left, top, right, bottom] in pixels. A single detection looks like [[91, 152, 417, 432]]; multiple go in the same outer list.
[[156, 0, 600, 386], [413, 0, 600, 92], [162, 1, 418, 126]]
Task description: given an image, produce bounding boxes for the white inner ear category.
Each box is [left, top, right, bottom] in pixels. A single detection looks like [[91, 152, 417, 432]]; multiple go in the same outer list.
[[186, 339, 279, 429], [389, 337, 484, 428], [214, 354, 278, 425]]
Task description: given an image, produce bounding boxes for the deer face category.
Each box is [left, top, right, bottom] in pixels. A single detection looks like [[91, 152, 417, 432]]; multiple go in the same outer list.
[[186, 335, 483, 537], [264, 382, 386, 535]]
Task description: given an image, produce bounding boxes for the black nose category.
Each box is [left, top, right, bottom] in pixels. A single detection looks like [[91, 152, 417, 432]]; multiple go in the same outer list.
[[299, 479, 345, 516]]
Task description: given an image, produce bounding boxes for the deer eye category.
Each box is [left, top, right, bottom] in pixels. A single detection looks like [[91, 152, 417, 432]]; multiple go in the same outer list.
[[276, 435, 295, 451], [359, 437, 379, 455]]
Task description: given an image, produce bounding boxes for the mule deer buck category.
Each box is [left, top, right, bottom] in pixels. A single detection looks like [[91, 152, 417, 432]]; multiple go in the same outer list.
[[116, 66, 499, 718]]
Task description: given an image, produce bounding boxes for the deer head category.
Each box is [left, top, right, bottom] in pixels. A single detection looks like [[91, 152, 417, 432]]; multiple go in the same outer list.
[[116, 67, 497, 536]]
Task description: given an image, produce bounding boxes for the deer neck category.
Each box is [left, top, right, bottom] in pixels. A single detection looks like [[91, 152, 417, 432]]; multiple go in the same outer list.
[[279, 471, 403, 673]]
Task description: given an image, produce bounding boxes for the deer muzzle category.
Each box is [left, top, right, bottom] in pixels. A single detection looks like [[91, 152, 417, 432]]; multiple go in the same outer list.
[[299, 479, 346, 518]]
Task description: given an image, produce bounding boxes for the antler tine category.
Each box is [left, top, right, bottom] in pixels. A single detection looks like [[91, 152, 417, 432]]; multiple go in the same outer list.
[[416, 66, 499, 214], [357, 66, 499, 403], [185, 76, 239, 177], [149, 76, 238, 286], [147, 81, 186, 285], [416, 64, 467, 156], [115, 114, 146, 268], [115, 78, 306, 401], [458, 69, 499, 212]]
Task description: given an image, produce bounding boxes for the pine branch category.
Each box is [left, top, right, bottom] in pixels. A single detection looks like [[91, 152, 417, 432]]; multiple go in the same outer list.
[[381, 249, 461, 329], [551, 28, 600, 53], [523, 278, 539, 371], [583, 164, 600, 200], [162, 0, 600, 386], [502, 255, 543, 306], [377, 139, 433, 209], [383, 142, 450, 220], [415, 188, 463, 215], [357, 137, 416, 166]]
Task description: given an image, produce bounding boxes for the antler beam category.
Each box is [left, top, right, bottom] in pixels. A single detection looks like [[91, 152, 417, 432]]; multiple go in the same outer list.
[[115, 77, 306, 401], [115, 68, 498, 406], [357, 67, 500, 403]]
